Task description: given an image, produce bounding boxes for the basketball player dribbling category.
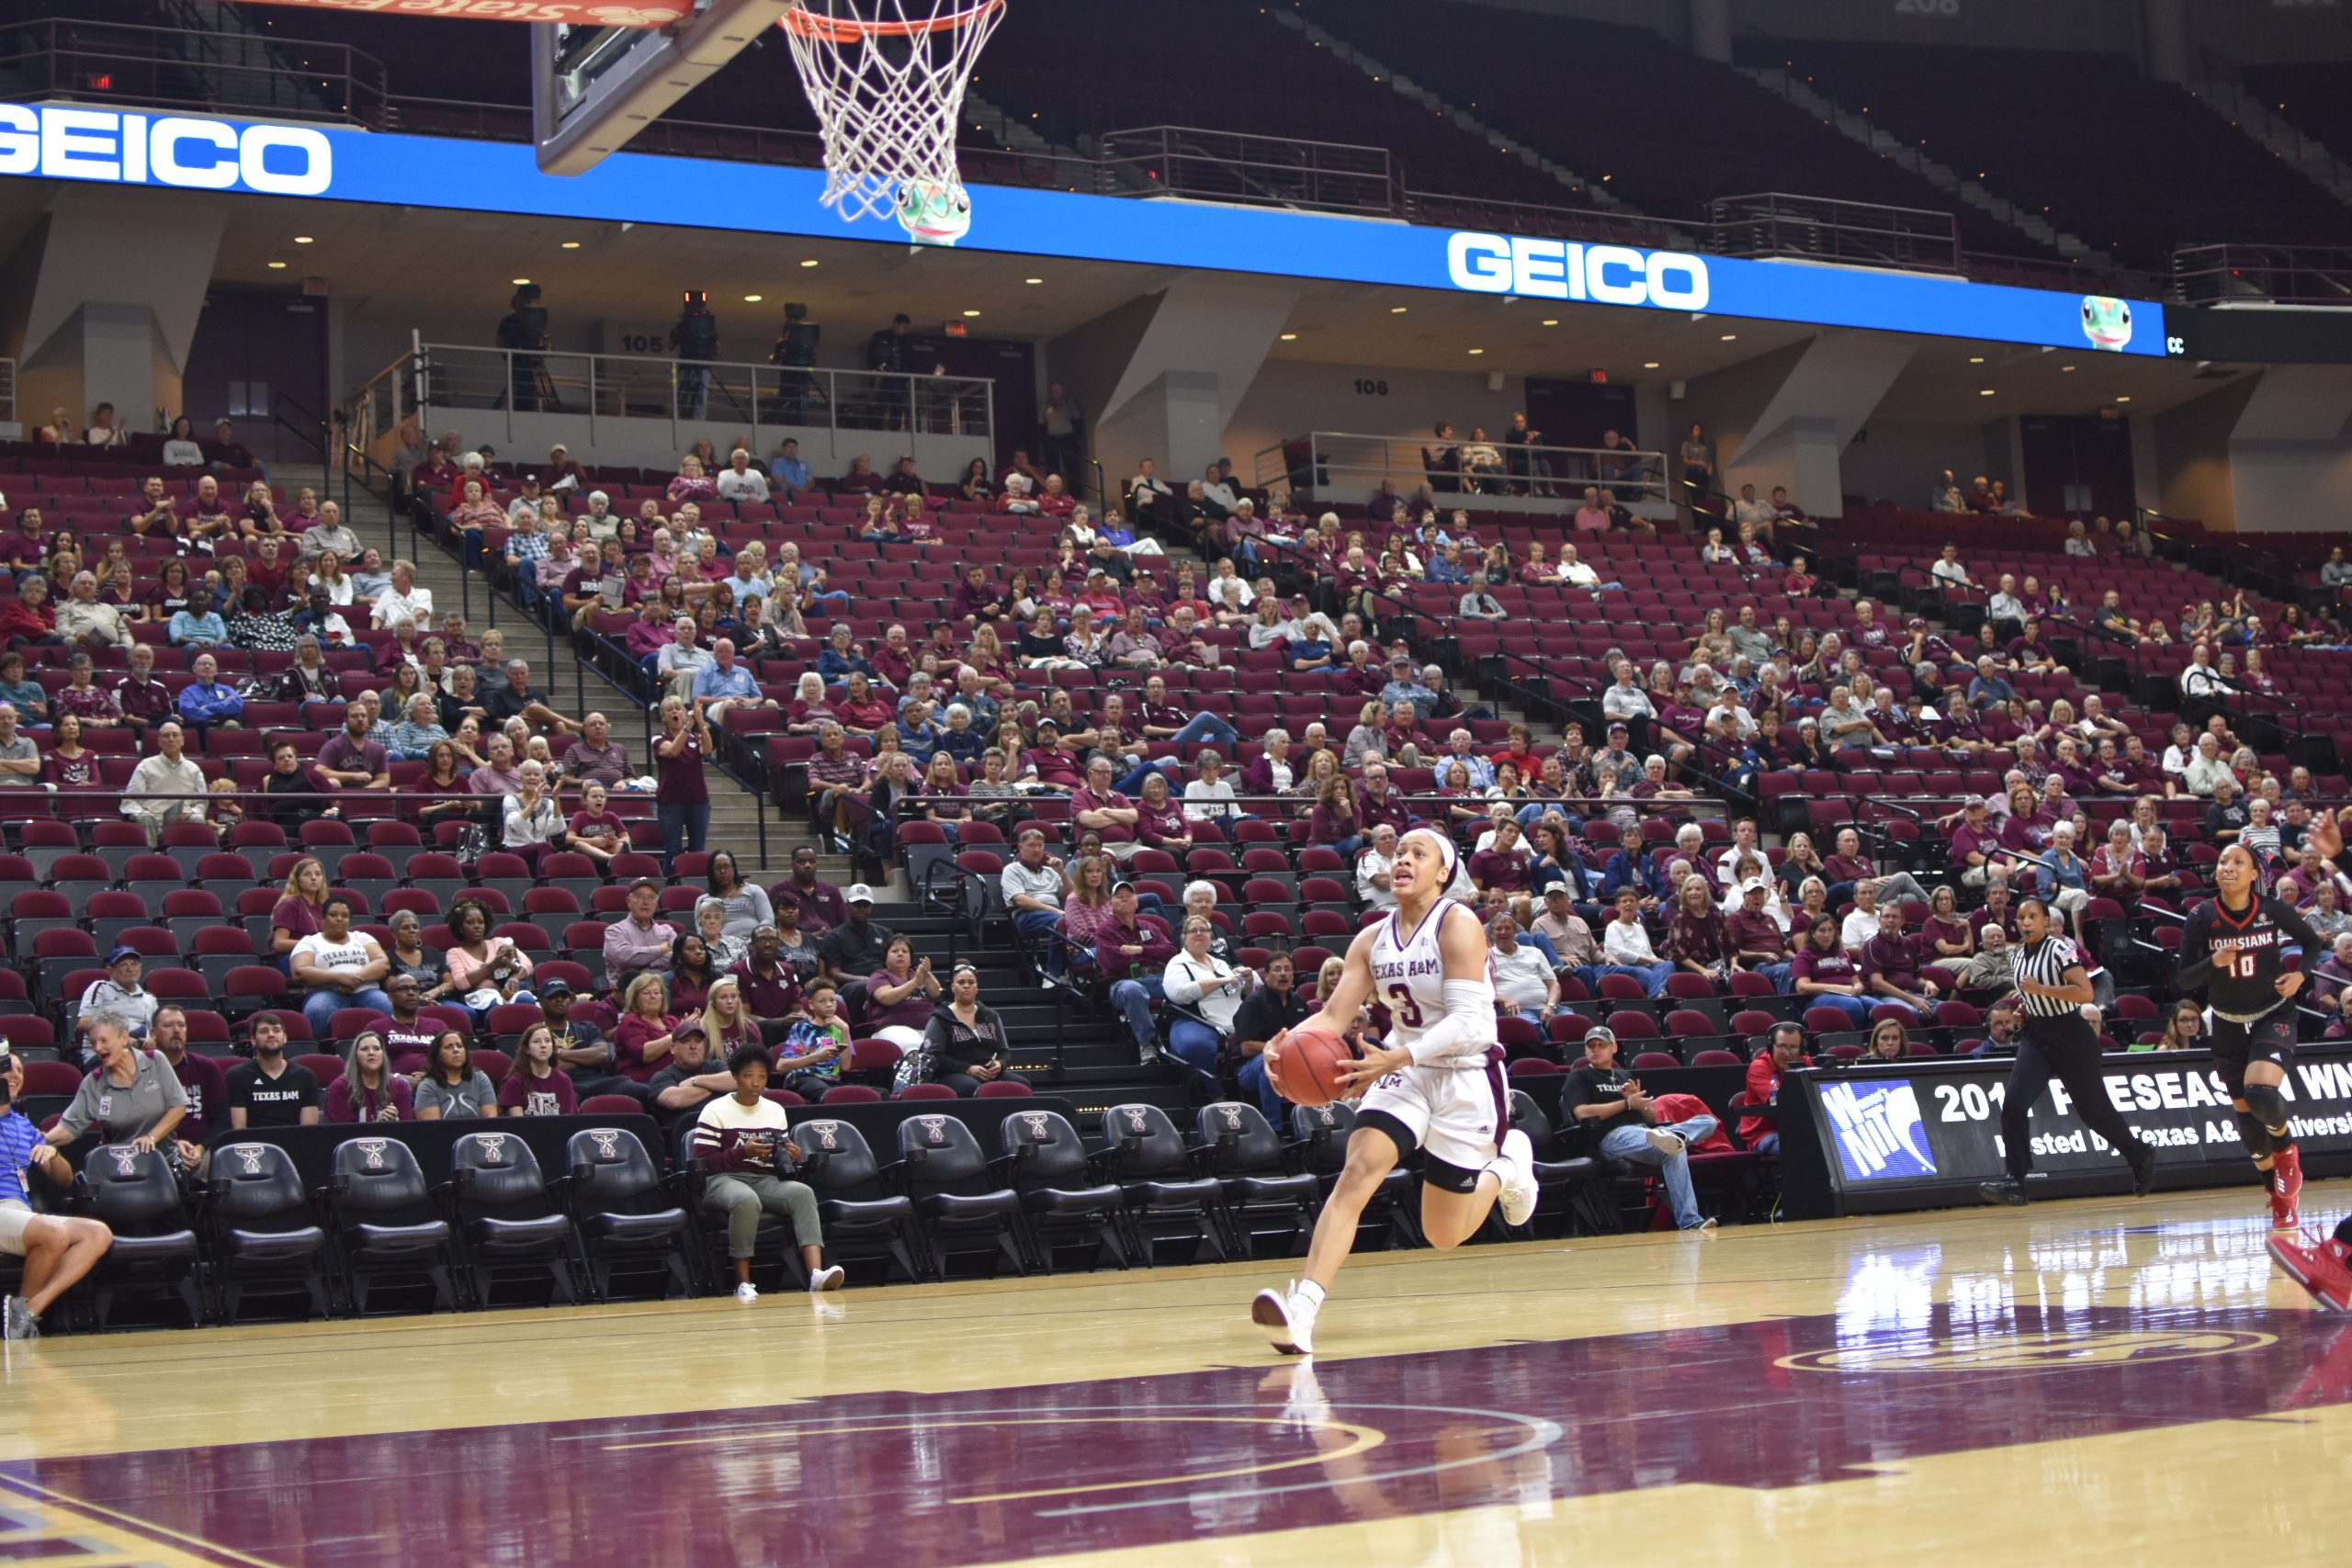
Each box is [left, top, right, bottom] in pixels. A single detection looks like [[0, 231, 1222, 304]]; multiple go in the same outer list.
[[1251, 828, 1538, 1356], [2177, 810, 2340, 1231]]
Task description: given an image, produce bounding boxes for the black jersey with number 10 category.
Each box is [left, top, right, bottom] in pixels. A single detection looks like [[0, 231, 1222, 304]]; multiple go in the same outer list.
[[2177, 894, 2321, 1019]]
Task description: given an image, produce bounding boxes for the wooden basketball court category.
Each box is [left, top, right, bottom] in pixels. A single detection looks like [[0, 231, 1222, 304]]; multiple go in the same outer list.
[[1, 1182, 2344, 1566]]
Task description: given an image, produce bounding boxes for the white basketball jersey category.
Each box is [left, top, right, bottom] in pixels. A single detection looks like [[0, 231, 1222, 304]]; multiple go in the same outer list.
[[1368, 898, 1491, 1066]]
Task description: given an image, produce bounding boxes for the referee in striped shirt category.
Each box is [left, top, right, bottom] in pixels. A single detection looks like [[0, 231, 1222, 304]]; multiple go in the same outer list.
[[1980, 897, 2158, 1205]]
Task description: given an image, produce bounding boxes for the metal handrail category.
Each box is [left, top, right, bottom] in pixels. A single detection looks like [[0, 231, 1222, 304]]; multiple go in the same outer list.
[[405, 341, 996, 455], [1707, 191, 1962, 275], [1097, 125, 1399, 217], [1253, 431, 1670, 508], [2171, 243, 2352, 307]]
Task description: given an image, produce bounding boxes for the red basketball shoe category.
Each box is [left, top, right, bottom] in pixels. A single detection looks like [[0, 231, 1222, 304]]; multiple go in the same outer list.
[[2268, 1145, 2303, 1232], [2267, 1231, 2352, 1314]]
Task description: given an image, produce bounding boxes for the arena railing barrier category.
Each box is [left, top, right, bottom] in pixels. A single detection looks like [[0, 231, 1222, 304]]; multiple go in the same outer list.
[[1253, 433, 1673, 513], [410, 342, 996, 457]]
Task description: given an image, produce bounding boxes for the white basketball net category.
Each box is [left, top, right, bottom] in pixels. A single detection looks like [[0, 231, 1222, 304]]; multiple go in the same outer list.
[[779, 0, 1004, 231]]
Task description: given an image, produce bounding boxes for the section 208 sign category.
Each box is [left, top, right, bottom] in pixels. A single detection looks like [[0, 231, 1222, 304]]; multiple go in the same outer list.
[[0, 104, 2172, 359]]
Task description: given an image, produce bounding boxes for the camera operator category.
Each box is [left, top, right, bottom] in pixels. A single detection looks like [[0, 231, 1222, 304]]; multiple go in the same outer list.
[[496, 284, 548, 412], [671, 289, 720, 423], [867, 311, 913, 431], [769, 303, 822, 423]]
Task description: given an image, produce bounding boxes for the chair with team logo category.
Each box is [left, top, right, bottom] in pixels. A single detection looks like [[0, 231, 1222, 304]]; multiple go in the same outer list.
[[443, 1130, 583, 1309], [1503, 1090, 1619, 1237], [1091, 1103, 1228, 1264], [891, 1113, 1026, 1280], [992, 1109, 1129, 1272], [791, 1117, 926, 1284], [325, 1135, 459, 1316], [1287, 1101, 1422, 1249], [204, 1141, 334, 1323], [1193, 1101, 1320, 1260], [561, 1125, 696, 1303], [74, 1143, 204, 1329]]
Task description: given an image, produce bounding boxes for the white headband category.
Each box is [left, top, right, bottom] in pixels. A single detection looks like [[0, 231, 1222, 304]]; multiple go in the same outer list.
[[1401, 827, 1458, 886]]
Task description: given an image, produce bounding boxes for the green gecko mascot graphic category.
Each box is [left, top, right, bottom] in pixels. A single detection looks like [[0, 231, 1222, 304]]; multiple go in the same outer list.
[[897, 179, 974, 247], [2081, 296, 2133, 353]]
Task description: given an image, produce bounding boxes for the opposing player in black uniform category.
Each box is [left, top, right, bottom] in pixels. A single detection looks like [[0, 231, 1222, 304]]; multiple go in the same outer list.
[[2177, 810, 2340, 1231]]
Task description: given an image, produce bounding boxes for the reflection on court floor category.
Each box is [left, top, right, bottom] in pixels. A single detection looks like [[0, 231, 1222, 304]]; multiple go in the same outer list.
[[12, 1290, 2350, 1567]]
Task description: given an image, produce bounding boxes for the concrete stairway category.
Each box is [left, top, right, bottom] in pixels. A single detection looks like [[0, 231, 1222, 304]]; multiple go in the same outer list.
[[288, 464, 820, 885]]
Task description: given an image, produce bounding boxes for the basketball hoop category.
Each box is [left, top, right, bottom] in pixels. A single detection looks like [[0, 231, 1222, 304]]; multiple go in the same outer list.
[[778, 0, 1005, 246]]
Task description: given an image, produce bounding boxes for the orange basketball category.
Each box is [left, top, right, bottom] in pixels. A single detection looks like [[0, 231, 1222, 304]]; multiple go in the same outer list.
[[1267, 1021, 1356, 1109]]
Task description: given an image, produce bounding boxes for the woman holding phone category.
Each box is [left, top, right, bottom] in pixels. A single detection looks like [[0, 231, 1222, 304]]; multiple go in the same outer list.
[[916, 964, 1024, 1097]]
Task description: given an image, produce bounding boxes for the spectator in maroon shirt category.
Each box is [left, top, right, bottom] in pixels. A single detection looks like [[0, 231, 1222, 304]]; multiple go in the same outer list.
[[869, 624, 915, 690], [769, 844, 850, 935], [1665, 876, 1733, 982], [1132, 773, 1194, 858], [2089, 819, 2149, 905], [803, 723, 868, 852], [1725, 881, 1792, 990], [949, 565, 1001, 626], [1860, 901, 1940, 1014], [730, 923, 805, 1023], [1307, 775, 1363, 860], [2007, 618, 2063, 675], [1468, 816, 1533, 895], [151, 1007, 226, 1160], [315, 701, 390, 792], [1358, 761, 1412, 838], [1096, 882, 1178, 1060], [831, 673, 895, 741], [1024, 720, 1087, 791], [1968, 874, 2018, 946], [2136, 826, 2186, 901]]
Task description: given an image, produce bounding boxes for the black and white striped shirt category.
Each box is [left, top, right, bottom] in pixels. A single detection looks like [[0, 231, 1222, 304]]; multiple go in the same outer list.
[[2014, 933, 2085, 1018]]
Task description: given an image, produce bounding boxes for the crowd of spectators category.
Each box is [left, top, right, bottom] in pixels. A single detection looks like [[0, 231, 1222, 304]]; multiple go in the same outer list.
[[11, 402, 2352, 1274]]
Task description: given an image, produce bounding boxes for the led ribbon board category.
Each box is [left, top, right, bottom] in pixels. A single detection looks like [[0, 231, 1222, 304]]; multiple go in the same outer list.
[[0, 105, 2172, 357]]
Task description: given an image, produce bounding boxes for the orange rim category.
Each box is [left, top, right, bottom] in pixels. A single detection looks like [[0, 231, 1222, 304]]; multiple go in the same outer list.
[[780, 0, 1001, 41]]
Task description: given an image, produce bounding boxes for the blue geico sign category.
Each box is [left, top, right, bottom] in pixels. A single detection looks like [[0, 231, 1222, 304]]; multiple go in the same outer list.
[[0, 105, 2170, 358], [1446, 233, 1710, 312], [0, 106, 332, 195]]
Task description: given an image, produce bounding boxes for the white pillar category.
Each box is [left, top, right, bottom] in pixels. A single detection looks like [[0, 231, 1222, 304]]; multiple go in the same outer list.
[[2222, 366, 2352, 532], [6, 186, 225, 434], [1050, 273, 1301, 492], [1713, 332, 1918, 519]]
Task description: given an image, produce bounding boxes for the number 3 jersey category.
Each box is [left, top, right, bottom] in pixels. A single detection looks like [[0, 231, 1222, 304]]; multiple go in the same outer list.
[[1369, 898, 1498, 1068], [2177, 894, 2321, 1021]]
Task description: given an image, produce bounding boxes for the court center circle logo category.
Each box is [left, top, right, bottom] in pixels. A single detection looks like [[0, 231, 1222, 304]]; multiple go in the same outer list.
[[1776, 1327, 2275, 1373]]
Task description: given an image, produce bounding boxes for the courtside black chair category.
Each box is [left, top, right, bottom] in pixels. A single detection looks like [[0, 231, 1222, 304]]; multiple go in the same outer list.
[[1093, 1103, 1227, 1264], [1508, 1090, 1621, 1236], [445, 1131, 582, 1308], [76, 1143, 203, 1329], [795, 1118, 925, 1284], [326, 1136, 459, 1316], [563, 1126, 695, 1303], [893, 1112, 1026, 1280], [1193, 1102, 1319, 1260], [1287, 1101, 1422, 1249], [205, 1141, 333, 1323], [993, 1109, 1128, 1271]]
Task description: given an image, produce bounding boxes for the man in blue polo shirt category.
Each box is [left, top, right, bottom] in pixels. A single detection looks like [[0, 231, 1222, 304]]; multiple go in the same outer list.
[[0, 1054, 115, 1339], [690, 638, 775, 726]]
